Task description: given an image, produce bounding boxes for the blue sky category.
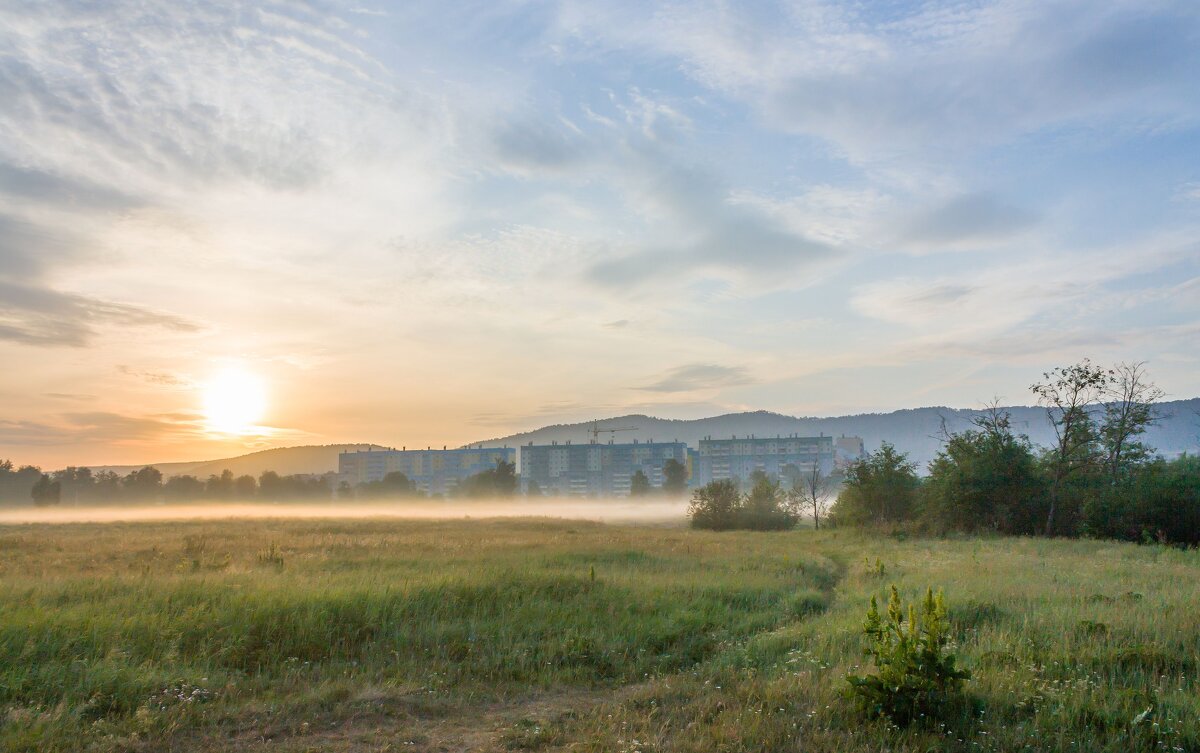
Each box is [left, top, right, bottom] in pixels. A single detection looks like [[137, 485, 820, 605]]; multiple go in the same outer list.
[[1, 0, 1198, 465]]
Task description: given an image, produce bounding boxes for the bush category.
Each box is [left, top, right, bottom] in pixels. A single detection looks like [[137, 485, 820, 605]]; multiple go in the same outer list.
[[688, 473, 801, 531], [739, 472, 801, 530], [920, 413, 1048, 535], [688, 479, 741, 530], [846, 585, 970, 725], [830, 443, 920, 527]]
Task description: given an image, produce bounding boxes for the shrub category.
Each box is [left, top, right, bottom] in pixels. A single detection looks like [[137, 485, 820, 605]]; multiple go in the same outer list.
[[688, 474, 801, 531], [845, 585, 970, 725], [688, 479, 741, 530], [920, 412, 1048, 535], [738, 472, 801, 530], [830, 443, 920, 527]]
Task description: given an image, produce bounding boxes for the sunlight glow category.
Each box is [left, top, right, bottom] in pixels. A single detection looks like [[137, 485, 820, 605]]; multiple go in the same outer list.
[[203, 367, 268, 435]]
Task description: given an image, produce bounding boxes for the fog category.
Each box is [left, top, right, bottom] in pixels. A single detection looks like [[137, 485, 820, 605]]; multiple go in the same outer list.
[[0, 498, 691, 526]]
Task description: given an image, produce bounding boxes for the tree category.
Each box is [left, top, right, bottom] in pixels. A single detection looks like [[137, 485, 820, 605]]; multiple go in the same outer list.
[[791, 465, 833, 530], [831, 443, 920, 527], [1031, 360, 1112, 536], [234, 474, 258, 499], [662, 459, 688, 496], [52, 466, 94, 505], [688, 479, 741, 530], [92, 470, 122, 502], [1083, 454, 1200, 545], [1100, 361, 1164, 483], [921, 407, 1047, 534], [629, 470, 652, 497], [525, 478, 543, 497], [122, 466, 163, 500], [31, 474, 61, 506], [369, 471, 417, 498], [492, 460, 518, 496], [740, 470, 801, 530], [258, 470, 283, 500], [205, 469, 235, 499], [453, 460, 517, 498], [163, 474, 205, 502]]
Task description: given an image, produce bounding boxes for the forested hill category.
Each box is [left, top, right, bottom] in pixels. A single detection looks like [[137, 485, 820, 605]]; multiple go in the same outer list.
[[89, 444, 377, 479], [474, 398, 1200, 471]]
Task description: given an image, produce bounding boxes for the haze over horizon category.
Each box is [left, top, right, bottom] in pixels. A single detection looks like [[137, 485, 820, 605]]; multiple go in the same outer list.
[[3, 0, 1199, 468]]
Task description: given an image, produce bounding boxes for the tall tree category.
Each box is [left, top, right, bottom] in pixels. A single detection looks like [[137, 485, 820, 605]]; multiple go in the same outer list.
[[922, 407, 1046, 534], [662, 459, 688, 496], [831, 443, 920, 526], [1100, 361, 1164, 482], [122, 466, 164, 500], [791, 465, 833, 530], [629, 469, 652, 497], [234, 474, 258, 499], [31, 474, 61, 506], [1031, 360, 1112, 536]]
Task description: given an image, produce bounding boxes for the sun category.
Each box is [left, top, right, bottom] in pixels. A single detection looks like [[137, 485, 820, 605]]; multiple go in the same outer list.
[[203, 367, 268, 435]]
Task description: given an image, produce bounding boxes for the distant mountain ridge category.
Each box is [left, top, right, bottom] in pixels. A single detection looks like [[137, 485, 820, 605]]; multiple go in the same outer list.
[[91, 444, 378, 479], [86, 399, 1199, 477], [472, 399, 1200, 470]]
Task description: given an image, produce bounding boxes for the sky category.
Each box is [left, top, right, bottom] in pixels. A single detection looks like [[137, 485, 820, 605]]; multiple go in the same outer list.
[[1, 0, 1199, 468]]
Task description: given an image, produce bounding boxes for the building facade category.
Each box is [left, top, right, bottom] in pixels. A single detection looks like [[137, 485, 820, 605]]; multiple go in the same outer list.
[[693, 435, 836, 486], [834, 435, 867, 468], [338, 446, 516, 496], [520, 440, 687, 497]]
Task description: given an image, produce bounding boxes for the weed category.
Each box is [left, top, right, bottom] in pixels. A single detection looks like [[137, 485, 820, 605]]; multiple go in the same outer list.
[[845, 585, 971, 725]]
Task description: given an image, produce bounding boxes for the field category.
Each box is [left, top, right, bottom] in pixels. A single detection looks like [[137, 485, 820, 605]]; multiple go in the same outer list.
[[1, 514, 1198, 752]]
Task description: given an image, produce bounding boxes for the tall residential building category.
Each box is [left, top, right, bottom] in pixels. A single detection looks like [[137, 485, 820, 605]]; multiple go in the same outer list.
[[338, 446, 516, 496], [835, 435, 867, 468], [520, 440, 687, 497], [693, 435, 836, 486]]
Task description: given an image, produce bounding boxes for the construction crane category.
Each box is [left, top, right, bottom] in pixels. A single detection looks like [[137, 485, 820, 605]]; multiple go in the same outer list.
[[589, 421, 638, 442]]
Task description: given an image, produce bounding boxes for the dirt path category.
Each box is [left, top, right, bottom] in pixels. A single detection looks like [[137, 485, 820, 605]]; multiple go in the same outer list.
[[161, 684, 630, 753]]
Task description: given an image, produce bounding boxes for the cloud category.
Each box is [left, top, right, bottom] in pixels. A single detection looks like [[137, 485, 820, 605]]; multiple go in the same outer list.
[[0, 411, 203, 446], [0, 162, 141, 211], [894, 193, 1039, 251], [638, 363, 754, 393], [489, 117, 590, 174], [0, 213, 75, 279], [116, 365, 189, 386], [586, 144, 837, 288], [0, 281, 199, 347], [554, 1, 1200, 164]]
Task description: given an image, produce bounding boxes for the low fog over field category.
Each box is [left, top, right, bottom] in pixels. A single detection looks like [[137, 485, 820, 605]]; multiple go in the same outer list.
[[0, 498, 690, 526]]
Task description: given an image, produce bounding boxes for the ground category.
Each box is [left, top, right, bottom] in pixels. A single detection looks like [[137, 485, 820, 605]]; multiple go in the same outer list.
[[1, 515, 1197, 752]]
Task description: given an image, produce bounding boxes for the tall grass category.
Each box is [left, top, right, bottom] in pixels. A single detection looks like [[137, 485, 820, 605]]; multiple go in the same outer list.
[[0, 519, 1197, 752]]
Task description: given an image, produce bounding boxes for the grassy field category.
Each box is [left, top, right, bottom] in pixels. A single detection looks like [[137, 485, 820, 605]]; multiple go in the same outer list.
[[1, 515, 1198, 752]]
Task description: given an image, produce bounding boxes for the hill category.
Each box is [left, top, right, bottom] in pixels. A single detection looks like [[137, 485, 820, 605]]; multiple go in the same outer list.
[[81, 398, 1199, 478], [473, 398, 1200, 470], [92, 444, 377, 479]]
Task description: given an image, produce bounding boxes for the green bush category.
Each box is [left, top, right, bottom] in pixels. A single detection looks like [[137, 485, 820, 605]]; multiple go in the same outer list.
[[687, 473, 801, 531], [845, 585, 970, 725]]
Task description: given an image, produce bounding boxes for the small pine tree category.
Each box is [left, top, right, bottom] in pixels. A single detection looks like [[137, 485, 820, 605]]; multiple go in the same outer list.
[[846, 585, 970, 725]]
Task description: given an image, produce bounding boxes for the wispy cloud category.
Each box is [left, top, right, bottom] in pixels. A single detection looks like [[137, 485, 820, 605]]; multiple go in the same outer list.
[[638, 363, 754, 393]]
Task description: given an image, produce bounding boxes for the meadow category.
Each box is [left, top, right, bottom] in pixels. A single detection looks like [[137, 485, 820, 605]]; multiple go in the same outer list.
[[1, 513, 1197, 752]]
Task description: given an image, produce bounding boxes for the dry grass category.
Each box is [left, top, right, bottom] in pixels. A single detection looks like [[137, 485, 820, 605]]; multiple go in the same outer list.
[[1, 516, 1197, 752]]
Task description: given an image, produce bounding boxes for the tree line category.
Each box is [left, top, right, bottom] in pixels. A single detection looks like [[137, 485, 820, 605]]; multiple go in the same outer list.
[[831, 360, 1199, 544], [0, 464, 340, 506], [690, 360, 1200, 544], [0, 459, 533, 506]]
